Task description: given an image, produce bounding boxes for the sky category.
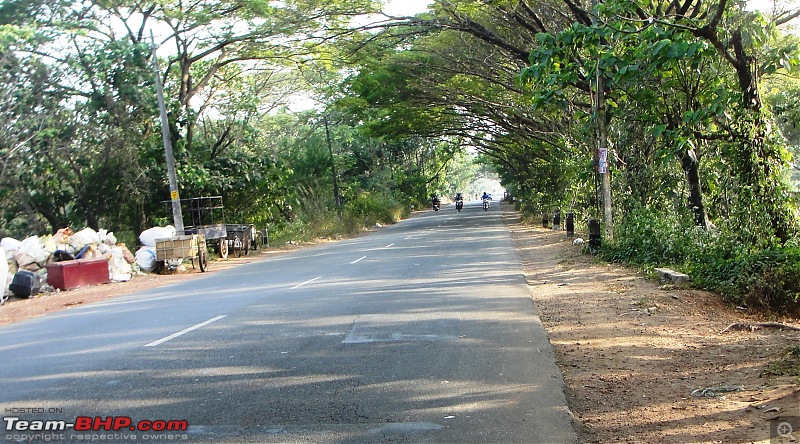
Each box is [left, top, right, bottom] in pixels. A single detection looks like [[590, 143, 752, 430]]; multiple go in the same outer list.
[[383, 0, 433, 16]]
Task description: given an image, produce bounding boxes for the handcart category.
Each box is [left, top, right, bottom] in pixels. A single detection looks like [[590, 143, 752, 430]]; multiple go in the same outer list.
[[154, 233, 209, 272], [163, 196, 230, 259], [225, 224, 255, 257]]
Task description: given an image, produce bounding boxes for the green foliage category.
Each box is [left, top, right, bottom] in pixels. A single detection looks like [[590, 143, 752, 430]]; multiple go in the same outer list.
[[597, 207, 800, 314], [601, 207, 699, 267], [730, 247, 800, 313], [345, 190, 407, 227]]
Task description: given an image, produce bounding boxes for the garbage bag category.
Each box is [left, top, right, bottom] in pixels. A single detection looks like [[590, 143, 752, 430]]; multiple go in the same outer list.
[[1, 238, 22, 258], [69, 228, 100, 249], [109, 247, 132, 281], [13, 251, 36, 268], [139, 226, 176, 248], [0, 247, 8, 301], [135, 247, 157, 273], [55, 227, 74, 243], [40, 234, 58, 253], [98, 229, 117, 246]]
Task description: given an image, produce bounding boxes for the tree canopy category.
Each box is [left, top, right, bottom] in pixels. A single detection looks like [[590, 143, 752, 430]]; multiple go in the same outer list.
[[1, 0, 799, 310]]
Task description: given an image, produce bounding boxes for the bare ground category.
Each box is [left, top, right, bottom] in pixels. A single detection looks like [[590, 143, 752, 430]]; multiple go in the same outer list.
[[1, 212, 799, 443], [507, 215, 800, 444]]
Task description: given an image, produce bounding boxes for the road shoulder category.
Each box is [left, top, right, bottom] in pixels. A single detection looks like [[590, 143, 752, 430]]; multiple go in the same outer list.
[[506, 212, 800, 443]]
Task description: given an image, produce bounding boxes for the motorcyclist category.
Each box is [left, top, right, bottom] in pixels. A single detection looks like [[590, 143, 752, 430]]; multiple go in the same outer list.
[[481, 191, 490, 201]]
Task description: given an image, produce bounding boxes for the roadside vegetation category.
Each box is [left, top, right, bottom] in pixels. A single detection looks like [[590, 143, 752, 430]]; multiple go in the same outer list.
[[1, 0, 798, 314]]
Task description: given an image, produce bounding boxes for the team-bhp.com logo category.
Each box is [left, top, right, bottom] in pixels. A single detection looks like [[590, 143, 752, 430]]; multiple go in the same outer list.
[[5, 416, 188, 432]]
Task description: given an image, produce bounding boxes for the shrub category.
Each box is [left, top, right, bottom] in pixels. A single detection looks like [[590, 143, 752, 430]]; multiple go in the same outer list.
[[600, 207, 697, 267], [345, 191, 406, 228], [732, 247, 800, 314], [595, 207, 800, 315]]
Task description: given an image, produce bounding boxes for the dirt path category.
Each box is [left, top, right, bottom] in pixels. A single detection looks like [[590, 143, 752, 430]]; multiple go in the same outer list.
[[507, 215, 800, 443], [2, 213, 799, 443]]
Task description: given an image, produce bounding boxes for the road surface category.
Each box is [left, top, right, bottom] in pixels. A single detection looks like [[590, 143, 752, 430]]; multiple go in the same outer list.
[[0, 201, 576, 443]]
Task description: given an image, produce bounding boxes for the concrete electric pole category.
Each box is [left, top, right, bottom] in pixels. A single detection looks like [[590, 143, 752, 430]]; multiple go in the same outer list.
[[151, 31, 184, 234]]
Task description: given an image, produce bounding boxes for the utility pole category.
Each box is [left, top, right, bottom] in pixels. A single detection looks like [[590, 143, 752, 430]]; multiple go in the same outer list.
[[151, 31, 184, 234], [591, 0, 613, 238], [323, 117, 341, 214]]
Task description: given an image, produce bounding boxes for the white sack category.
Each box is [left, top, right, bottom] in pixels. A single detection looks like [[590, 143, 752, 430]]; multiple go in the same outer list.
[[70, 227, 100, 249], [1, 238, 22, 258], [40, 234, 58, 253], [139, 226, 176, 248], [99, 229, 117, 245], [19, 236, 41, 254], [109, 247, 132, 281], [0, 247, 8, 298], [135, 247, 157, 273], [13, 251, 36, 268]]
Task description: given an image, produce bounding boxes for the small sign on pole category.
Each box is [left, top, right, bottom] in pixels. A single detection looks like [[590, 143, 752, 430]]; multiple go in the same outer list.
[[598, 148, 608, 174]]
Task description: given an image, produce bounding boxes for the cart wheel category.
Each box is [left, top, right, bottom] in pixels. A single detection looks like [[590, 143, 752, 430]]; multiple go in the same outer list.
[[198, 247, 208, 272], [217, 239, 229, 259]]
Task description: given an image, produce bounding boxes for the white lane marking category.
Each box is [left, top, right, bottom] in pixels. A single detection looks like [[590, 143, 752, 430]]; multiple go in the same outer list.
[[404, 236, 415, 240], [350, 256, 367, 264], [290, 276, 323, 289], [385, 243, 395, 248], [145, 315, 227, 347]]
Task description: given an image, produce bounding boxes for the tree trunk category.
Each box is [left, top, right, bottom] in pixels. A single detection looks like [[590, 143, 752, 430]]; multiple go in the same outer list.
[[679, 150, 709, 228]]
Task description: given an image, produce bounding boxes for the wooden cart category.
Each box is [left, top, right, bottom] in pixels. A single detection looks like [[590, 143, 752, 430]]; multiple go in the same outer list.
[[154, 234, 209, 272], [163, 196, 229, 259]]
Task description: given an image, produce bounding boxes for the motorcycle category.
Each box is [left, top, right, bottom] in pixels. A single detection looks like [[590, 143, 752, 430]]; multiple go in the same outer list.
[[432, 197, 441, 211], [455, 193, 464, 212], [482, 198, 490, 211]]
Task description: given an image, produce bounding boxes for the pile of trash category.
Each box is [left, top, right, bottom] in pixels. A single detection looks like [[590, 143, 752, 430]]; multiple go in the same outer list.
[[134, 225, 177, 273], [0, 225, 187, 299], [1, 227, 140, 298]]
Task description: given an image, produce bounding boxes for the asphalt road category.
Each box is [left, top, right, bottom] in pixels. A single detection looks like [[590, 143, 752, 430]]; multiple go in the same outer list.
[[0, 201, 576, 443]]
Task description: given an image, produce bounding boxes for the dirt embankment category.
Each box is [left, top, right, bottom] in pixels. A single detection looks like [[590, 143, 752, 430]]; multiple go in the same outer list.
[[508, 218, 799, 444]]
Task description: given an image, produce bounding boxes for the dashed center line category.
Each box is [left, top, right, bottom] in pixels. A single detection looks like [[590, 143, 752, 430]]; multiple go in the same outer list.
[[385, 243, 395, 248], [145, 315, 227, 347], [350, 256, 367, 264], [290, 276, 323, 289]]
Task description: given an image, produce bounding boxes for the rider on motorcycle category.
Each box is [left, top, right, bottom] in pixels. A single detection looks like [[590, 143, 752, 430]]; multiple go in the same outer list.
[[431, 194, 441, 211]]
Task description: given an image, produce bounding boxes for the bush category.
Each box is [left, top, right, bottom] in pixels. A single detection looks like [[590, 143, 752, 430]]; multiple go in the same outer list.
[[597, 207, 800, 315], [345, 191, 406, 229], [732, 247, 800, 314], [600, 207, 697, 267]]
